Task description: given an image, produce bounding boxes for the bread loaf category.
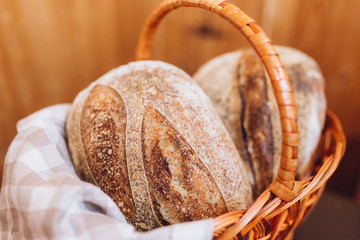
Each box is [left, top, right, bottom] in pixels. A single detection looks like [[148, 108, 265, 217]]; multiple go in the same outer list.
[[193, 46, 327, 196], [66, 61, 253, 231]]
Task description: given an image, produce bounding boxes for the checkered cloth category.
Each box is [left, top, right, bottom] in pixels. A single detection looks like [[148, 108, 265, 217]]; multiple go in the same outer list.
[[0, 104, 213, 240]]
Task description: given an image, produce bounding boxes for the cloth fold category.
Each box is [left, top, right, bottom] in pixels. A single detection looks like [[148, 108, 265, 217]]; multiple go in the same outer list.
[[0, 104, 213, 240]]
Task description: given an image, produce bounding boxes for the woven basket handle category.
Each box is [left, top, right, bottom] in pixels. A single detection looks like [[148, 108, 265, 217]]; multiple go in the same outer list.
[[135, 0, 300, 202]]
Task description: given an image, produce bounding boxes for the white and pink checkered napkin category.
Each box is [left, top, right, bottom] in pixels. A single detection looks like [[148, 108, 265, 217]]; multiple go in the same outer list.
[[0, 104, 213, 240]]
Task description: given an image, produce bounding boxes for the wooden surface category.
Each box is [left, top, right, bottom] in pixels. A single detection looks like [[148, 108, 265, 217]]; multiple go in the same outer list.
[[0, 0, 359, 199]]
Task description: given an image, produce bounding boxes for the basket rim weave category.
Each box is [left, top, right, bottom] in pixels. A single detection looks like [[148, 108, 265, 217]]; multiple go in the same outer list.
[[134, 0, 346, 239]]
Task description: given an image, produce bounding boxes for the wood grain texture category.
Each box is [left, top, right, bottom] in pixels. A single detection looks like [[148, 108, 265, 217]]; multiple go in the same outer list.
[[0, 0, 359, 198]]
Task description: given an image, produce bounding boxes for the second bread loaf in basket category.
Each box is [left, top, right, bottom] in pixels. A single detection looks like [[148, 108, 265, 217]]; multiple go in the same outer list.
[[193, 46, 327, 196]]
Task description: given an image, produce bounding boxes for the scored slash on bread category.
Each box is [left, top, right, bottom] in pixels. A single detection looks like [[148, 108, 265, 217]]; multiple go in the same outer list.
[[141, 106, 227, 226], [235, 50, 274, 197]]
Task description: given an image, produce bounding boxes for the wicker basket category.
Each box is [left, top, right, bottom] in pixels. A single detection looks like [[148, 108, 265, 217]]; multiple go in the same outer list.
[[135, 0, 346, 239]]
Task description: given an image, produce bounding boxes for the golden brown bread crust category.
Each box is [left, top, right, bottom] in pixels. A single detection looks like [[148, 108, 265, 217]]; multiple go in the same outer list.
[[142, 106, 227, 226], [66, 61, 253, 231], [235, 50, 274, 196], [80, 84, 135, 221], [193, 46, 327, 196]]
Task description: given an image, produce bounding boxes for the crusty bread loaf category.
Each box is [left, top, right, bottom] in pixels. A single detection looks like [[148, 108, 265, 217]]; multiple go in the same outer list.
[[66, 61, 253, 231], [193, 46, 327, 196]]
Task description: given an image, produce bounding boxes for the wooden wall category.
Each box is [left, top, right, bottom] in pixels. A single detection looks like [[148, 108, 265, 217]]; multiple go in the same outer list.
[[0, 0, 359, 199]]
